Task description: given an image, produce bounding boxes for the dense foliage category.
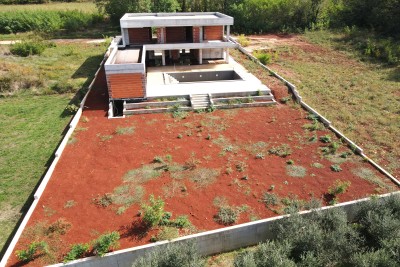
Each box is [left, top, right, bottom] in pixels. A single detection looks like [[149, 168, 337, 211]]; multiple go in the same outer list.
[[0, 10, 103, 33], [234, 195, 400, 266], [131, 241, 205, 267], [94, 0, 400, 36]]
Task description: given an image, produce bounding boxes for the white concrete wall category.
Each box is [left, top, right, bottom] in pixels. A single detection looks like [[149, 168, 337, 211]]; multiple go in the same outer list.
[[49, 192, 400, 267]]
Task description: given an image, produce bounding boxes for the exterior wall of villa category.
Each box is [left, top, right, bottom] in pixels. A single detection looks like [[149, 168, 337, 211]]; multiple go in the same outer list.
[[192, 26, 201, 42], [107, 73, 146, 99], [203, 26, 223, 40], [128, 28, 152, 45]]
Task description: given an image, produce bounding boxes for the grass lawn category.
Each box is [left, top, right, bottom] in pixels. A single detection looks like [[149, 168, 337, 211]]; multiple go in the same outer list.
[[0, 94, 73, 251], [0, 2, 97, 13], [0, 41, 106, 254], [246, 30, 399, 178]]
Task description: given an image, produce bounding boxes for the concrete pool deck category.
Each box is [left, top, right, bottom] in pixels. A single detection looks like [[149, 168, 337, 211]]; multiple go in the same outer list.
[[145, 57, 270, 97]]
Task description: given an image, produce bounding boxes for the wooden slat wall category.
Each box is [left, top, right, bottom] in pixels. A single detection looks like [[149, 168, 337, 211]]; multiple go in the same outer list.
[[107, 73, 145, 99], [204, 26, 223, 40]]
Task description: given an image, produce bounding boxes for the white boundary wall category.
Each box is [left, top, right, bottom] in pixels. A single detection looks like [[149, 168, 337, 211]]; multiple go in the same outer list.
[[48, 192, 400, 267], [0, 51, 109, 267]]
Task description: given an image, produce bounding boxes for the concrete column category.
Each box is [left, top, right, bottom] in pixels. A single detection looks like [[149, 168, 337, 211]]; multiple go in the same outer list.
[[199, 26, 203, 42], [161, 27, 165, 43], [122, 28, 129, 46], [199, 49, 203, 64], [162, 50, 166, 66], [227, 25, 230, 40], [225, 48, 229, 63]]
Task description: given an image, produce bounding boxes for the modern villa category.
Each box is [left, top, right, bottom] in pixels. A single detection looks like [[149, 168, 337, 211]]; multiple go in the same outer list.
[[104, 12, 276, 116]]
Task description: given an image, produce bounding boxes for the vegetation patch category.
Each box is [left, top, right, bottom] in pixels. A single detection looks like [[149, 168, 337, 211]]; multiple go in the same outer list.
[[190, 168, 220, 188], [286, 165, 307, 178], [352, 167, 391, 189], [268, 144, 292, 157]]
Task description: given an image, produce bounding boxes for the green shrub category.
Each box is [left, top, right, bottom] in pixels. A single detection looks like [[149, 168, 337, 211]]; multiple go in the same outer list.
[[328, 180, 351, 196], [237, 34, 250, 47], [262, 192, 279, 207], [63, 243, 90, 263], [214, 206, 240, 225], [319, 134, 332, 143], [16, 241, 48, 262], [0, 10, 103, 34], [10, 39, 46, 57], [141, 195, 165, 227], [131, 241, 205, 267], [254, 50, 272, 65], [330, 164, 342, 172], [92, 231, 120, 257], [234, 195, 400, 266], [172, 215, 192, 228]]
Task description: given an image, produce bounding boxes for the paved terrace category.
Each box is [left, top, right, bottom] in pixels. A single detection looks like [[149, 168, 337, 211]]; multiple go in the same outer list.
[[146, 57, 270, 97]]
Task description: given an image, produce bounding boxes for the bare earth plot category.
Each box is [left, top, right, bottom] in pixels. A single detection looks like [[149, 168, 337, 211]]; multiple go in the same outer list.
[[8, 51, 398, 266]]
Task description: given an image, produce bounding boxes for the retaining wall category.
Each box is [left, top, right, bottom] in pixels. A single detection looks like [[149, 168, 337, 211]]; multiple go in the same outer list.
[[49, 192, 400, 267]]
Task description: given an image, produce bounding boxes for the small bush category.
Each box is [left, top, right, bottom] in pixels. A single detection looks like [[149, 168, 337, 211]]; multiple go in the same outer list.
[[320, 135, 332, 143], [268, 144, 292, 157], [16, 241, 48, 262], [254, 50, 272, 65], [141, 195, 165, 227], [65, 104, 79, 114], [262, 192, 279, 207], [93, 193, 113, 207], [45, 218, 71, 236], [330, 164, 342, 172], [328, 180, 351, 196], [10, 39, 46, 57], [215, 206, 240, 225], [63, 243, 89, 263], [92, 231, 120, 257], [255, 152, 265, 159], [237, 34, 250, 47], [172, 215, 192, 228]]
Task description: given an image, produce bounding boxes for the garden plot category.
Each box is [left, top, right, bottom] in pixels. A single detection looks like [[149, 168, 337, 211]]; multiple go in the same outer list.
[[8, 69, 398, 267]]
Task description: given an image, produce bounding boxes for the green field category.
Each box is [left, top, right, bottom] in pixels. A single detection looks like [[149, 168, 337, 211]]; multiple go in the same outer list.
[[0, 2, 97, 12], [299, 31, 399, 177], [0, 41, 106, 254], [235, 30, 399, 178]]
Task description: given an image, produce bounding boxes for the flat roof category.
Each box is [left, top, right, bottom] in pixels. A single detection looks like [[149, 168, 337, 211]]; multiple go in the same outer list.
[[113, 49, 141, 64], [120, 12, 233, 28]]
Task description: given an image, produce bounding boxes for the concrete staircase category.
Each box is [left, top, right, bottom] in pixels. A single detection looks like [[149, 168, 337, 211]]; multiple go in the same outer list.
[[190, 94, 210, 110]]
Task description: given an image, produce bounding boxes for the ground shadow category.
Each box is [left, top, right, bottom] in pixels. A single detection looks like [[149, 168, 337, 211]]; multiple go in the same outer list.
[[387, 66, 400, 82], [119, 219, 151, 241]]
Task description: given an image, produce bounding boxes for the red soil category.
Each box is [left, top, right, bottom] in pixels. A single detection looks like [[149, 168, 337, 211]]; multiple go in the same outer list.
[[8, 65, 398, 267]]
